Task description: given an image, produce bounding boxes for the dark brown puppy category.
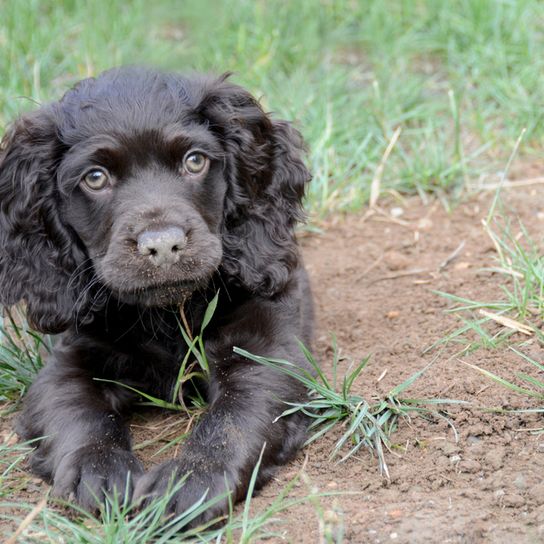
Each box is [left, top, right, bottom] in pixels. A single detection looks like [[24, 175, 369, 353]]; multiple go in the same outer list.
[[0, 67, 313, 525]]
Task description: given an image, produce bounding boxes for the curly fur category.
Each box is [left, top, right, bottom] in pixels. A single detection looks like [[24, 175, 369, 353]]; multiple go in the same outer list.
[[0, 67, 313, 526]]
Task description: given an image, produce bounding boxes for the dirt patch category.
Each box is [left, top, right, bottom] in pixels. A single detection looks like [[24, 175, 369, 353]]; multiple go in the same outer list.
[[3, 185, 544, 542], [250, 185, 544, 543]]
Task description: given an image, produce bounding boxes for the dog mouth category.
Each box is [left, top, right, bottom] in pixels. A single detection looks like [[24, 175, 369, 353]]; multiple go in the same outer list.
[[114, 278, 204, 306], [128, 279, 199, 293]]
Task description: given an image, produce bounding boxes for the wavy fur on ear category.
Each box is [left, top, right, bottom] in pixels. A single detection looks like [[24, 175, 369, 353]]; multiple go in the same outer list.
[[0, 109, 91, 333], [197, 77, 311, 296]]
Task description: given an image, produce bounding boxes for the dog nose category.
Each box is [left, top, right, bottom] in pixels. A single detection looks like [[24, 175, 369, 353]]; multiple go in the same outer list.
[[137, 227, 187, 266]]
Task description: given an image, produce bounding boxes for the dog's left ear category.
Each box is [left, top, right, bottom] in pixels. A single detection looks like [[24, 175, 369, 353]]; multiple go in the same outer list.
[[198, 77, 311, 296], [0, 108, 92, 333]]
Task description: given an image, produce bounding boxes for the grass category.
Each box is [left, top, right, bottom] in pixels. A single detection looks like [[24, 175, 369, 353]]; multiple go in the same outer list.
[[1, 445, 341, 543], [0, 439, 35, 499], [235, 341, 461, 479], [434, 191, 544, 417], [95, 292, 219, 415], [434, 137, 544, 413], [436, 200, 544, 353], [3, 1, 544, 215], [0, 308, 50, 405], [434, 124, 542, 353], [461, 347, 544, 408]]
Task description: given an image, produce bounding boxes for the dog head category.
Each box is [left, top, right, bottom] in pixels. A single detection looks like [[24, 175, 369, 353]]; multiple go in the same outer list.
[[0, 67, 311, 333]]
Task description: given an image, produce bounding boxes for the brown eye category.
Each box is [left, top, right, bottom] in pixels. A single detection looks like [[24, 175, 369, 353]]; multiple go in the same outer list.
[[183, 152, 209, 175], [83, 169, 110, 191]]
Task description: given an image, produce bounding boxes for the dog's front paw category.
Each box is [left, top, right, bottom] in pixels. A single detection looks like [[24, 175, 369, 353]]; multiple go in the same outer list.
[[133, 459, 233, 527], [52, 445, 143, 513]]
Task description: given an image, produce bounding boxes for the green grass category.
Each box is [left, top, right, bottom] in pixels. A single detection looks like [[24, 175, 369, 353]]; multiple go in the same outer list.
[[235, 341, 462, 478], [0, 439, 35, 499], [1, 446, 341, 543], [461, 347, 544, 408], [0, 308, 50, 404], [3, 0, 544, 214], [435, 189, 544, 413], [435, 203, 544, 353]]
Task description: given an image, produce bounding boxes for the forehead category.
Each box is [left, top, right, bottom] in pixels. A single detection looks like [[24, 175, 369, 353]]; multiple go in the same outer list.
[[54, 68, 206, 145], [53, 71, 226, 182]]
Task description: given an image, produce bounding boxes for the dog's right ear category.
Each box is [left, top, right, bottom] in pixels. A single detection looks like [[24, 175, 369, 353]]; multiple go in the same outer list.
[[0, 108, 90, 333]]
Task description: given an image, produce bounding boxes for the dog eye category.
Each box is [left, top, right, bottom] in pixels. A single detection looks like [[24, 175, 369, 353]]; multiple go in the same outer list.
[[83, 169, 110, 191], [183, 152, 209, 175]]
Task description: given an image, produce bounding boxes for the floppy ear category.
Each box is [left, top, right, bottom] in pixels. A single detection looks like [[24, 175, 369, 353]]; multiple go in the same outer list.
[[0, 108, 91, 333], [198, 78, 311, 296]]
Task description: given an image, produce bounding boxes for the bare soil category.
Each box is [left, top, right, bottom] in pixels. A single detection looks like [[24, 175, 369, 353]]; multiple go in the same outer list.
[[3, 182, 544, 543], [267, 182, 544, 544]]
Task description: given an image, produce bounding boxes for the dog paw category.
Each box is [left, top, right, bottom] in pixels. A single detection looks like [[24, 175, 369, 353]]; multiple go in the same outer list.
[[133, 459, 233, 527], [52, 445, 143, 513]]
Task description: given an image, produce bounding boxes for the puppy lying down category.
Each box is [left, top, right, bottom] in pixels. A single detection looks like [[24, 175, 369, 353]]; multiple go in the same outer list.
[[0, 67, 313, 526]]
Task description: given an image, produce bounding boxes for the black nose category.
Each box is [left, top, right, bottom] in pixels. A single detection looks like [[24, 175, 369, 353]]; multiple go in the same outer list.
[[137, 227, 187, 266]]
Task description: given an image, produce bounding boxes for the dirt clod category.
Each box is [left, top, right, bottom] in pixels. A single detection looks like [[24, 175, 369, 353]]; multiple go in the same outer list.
[[503, 494, 526, 508], [458, 459, 481, 473]]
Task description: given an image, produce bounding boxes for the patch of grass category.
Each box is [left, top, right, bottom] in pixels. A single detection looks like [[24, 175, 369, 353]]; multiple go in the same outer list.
[[169, 0, 544, 211], [95, 292, 219, 416], [435, 207, 544, 353], [0, 0, 182, 124], [461, 347, 544, 407], [435, 128, 543, 353], [0, 439, 34, 499], [1, 444, 335, 543], [3, 1, 544, 214], [0, 308, 51, 404], [2, 476, 226, 544], [235, 340, 461, 478]]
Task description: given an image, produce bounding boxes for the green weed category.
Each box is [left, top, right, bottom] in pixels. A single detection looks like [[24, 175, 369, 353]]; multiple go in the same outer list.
[[235, 341, 461, 478], [435, 209, 544, 353], [0, 308, 50, 404], [1, 444, 334, 543], [461, 347, 544, 406]]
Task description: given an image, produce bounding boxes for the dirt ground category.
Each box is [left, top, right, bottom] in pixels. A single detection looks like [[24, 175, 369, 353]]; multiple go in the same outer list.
[[3, 180, 544, 543], [266, 180, 544, 544]]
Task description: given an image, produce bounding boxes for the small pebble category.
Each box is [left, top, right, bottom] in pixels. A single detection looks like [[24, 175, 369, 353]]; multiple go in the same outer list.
[[417, 217, 433, 230], [528, 483, 544, 505], [440, 442, 459, 455], [485, 448, 506, 470], [494, 489, 505, 501], [503, 494, 525, 508], [459, 459, 481, 473], [384, 251, 410, 271], [514, 474, 527, 491]]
